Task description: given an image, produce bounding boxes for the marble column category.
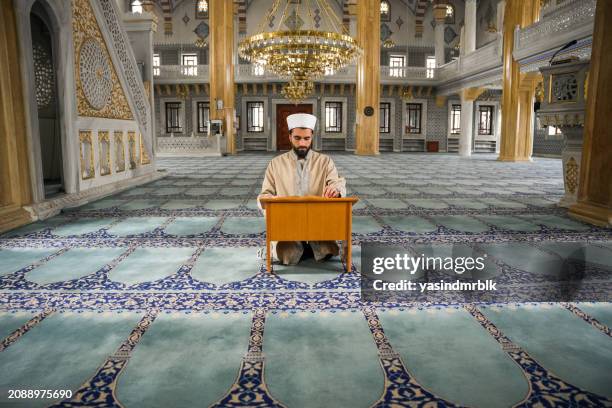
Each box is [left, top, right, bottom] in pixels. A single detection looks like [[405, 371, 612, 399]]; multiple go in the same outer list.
[[209, 0, 235, 154], [355, 0, 380, 155], [569, 0, 612, 227], [498, 0, 540, 162], [433, 4, 446, 67], [459, 87, 485, 157], [459, 100, 474, 157], [123, 13, 157, 152], [0, 0, 34, 232], [464, 0, 477, 54]]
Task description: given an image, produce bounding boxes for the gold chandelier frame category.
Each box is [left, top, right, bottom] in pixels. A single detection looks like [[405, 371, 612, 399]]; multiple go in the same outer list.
[[238, 0, 362, 103]]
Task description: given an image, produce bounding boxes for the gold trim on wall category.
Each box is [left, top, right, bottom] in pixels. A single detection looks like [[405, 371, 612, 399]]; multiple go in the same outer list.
[[98, 131, 111, 176], [128, 131, 137, 169], [140, 133, 150, 165], [79, 130, 95, 180], [114, 131, 125, 172]]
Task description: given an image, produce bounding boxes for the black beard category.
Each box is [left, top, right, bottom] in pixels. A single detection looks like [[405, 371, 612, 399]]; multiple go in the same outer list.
[[293, 146, 310, 159]]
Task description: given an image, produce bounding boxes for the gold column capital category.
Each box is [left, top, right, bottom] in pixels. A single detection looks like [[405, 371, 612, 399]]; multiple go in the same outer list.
[[435, 95, 447, 108], [518, 72, 542, 90], [460, 87, 486, 101]]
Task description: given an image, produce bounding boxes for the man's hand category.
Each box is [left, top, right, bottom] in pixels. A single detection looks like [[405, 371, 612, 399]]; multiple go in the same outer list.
[[322, 185, 340, 198], [258, 194, 275, 209]]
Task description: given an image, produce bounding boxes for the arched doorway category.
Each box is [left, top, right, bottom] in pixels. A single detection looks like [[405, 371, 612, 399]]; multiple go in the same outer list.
[[30, 3, 64, 198]]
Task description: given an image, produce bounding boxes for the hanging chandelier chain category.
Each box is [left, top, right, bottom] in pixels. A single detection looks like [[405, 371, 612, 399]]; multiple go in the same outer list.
[[276, 0, 292, 31], [257, 0, 282, 35], [314, 0, 339, 34], [318, 0, 346, 35], [305, 0, 315, 30]]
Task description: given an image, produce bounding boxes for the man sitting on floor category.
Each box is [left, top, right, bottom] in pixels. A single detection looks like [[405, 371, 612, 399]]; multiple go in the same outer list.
[[258, 113, 346, 265]]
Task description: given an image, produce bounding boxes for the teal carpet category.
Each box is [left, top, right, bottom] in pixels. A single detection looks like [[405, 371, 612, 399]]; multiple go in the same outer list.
[[0, 153, 610, 407]]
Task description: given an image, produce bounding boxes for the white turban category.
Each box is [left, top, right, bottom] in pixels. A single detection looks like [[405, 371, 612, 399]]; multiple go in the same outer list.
[[287, 113, 317, 130]]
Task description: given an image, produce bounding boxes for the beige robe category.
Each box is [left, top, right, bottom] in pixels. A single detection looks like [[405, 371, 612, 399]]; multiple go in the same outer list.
[[258, 149, 346, 265]]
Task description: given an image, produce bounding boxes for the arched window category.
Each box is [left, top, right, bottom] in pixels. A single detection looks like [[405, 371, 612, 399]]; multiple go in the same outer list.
[[445, 4, 455, 24], [380, 0, 391, 22], [196, 0, 209, 19], [129, 0, 143, 13]]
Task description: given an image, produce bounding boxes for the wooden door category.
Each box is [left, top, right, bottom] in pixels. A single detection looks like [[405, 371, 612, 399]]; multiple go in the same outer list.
[[276, 104, 313, 151]]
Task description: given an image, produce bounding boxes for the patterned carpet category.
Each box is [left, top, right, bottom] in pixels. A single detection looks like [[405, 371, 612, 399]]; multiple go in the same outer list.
[[0, 153, 611, 407]]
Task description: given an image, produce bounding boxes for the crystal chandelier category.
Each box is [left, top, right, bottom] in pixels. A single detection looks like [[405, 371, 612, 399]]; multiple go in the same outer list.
[[238, 0, 362, 102]]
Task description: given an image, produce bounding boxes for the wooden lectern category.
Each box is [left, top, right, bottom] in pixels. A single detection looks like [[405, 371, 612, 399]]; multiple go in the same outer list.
[[259, 196, 359, 273]]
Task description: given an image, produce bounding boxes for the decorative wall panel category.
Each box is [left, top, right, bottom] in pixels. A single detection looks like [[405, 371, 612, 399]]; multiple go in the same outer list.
[[32, 43, 55, 109], [72, 0, 133, 120], [98, 0, 150, 132], [79, 131, 95, 179], [128, 131, 137, 169], [114, 131, 125, 172], [98, 131, 111, 176], [140, 133, 150, 165]]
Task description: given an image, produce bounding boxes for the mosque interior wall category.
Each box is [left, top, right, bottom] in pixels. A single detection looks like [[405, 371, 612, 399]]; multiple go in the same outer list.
[[10, 0, 159, 222]]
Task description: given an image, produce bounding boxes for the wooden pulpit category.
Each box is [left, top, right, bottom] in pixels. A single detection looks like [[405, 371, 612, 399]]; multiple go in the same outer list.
[[259, 196, 359, 273]]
